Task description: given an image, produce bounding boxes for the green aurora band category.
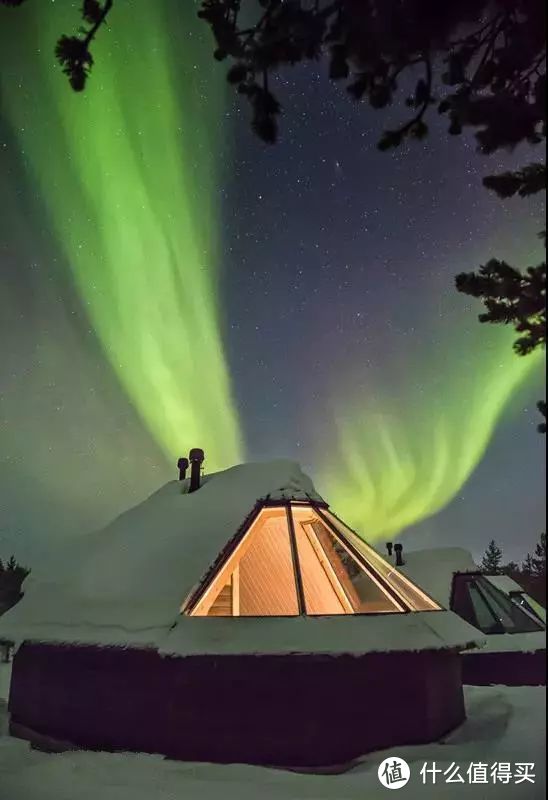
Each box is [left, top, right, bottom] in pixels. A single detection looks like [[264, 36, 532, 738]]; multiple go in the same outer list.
[[319, 326, 544, 541], [0, 1, 242, 470]]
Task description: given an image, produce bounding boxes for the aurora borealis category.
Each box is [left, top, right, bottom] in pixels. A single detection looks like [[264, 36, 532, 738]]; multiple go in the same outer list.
[[0, 2, 242, 470], [0, 2, 545, 561], [320, 327, 543, 538]]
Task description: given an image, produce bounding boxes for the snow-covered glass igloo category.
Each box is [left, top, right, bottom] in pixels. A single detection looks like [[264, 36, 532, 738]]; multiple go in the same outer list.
[[1, 459, 482, 770]]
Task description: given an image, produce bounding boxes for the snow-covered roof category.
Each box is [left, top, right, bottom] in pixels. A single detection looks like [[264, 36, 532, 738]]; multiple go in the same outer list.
[[485, 575, 524, 595], [465, 630, 545, 654], [392, 547, 479, 608], [0, 460, 482, 656]]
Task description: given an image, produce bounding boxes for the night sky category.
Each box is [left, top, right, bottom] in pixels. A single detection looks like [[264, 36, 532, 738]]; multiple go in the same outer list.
[[0, 2, 545, 565]]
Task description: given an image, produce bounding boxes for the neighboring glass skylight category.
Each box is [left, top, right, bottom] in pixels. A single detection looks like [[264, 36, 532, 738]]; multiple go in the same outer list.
[[508, 591, 547, 625], [452, 574, 545, 635]]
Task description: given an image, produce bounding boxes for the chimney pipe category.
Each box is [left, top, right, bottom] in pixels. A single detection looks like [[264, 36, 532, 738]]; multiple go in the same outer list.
[[386, 542, 393, 557], [188, 448, 205, 493], [394, 543, 404, 567], [177, 457, 189, 481]]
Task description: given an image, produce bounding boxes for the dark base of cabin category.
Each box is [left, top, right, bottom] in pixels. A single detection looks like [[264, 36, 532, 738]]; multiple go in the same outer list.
[[9, 643, 465, 769], [463, 649, 546, 686]]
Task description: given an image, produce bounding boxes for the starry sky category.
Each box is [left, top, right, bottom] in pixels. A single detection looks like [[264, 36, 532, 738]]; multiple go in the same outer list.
[[0, 1, 545, 565]]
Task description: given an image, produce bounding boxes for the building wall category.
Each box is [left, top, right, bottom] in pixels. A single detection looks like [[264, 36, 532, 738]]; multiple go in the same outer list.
[[9, 642, 465, 769], [463, 650, 546, 686]]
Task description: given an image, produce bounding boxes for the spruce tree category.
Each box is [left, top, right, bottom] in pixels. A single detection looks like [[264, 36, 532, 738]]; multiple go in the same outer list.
[[481, 539, 504, 574], [531, 532, 546, 578], [522, 534, 547, 605]]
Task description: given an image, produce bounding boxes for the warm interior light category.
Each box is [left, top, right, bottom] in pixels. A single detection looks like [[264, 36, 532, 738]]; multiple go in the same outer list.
[[184, 503, 441, 617], [291, 508, 403, 613], [321, 510, 441, 611], [188, 508, 299, 617]]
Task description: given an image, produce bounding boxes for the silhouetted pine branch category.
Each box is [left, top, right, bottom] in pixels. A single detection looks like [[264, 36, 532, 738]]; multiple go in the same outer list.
[[55, 0, 114, 91], [1, 0, 114, 91], [456, 255, 546, 432], [483, 163, 547, 198], [456, 259, 546, 355]]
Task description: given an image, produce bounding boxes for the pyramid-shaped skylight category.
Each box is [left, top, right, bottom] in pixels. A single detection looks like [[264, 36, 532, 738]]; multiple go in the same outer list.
[[183, 502, 440, 617]]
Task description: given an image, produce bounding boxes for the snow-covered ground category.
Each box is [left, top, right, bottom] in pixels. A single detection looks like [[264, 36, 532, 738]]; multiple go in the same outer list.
[[0, 686, 545, 799]]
